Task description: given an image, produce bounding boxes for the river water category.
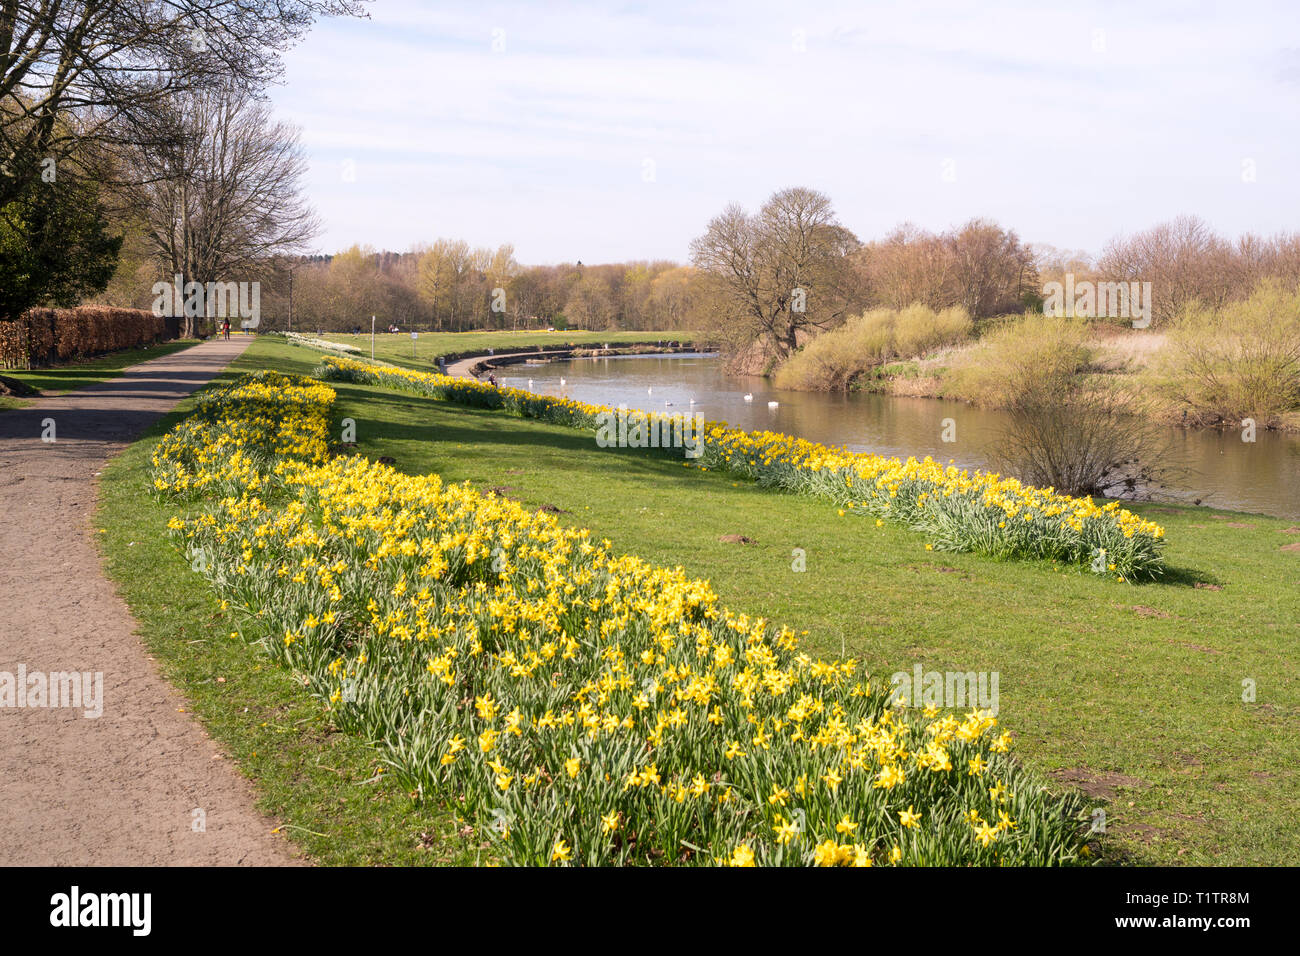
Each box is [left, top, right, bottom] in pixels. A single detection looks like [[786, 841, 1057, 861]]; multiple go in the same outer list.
[[496, 353, 1300, 519]]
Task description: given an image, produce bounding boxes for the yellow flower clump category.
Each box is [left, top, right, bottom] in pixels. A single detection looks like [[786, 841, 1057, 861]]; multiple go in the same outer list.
[[156, 370, 1093, 866]]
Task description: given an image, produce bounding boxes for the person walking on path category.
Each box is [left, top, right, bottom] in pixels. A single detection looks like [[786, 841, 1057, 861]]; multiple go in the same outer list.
[[222, 318, 231, 340]]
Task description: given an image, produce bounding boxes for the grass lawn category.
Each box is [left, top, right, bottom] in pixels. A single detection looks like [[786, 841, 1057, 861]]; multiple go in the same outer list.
[[99, 337, 1300, 865], [316, 328, 702, 372], [0, 339, 201, 410]]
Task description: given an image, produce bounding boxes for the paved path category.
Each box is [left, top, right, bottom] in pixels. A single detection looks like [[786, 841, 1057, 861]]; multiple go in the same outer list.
[[445, 344, 701, 380], [0, 337, 300, 865], [443, 348, 574, 379]]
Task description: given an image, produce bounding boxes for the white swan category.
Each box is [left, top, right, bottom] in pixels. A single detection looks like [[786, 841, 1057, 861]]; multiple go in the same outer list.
[[560, 377, 566, 387], [527, 378, 533, 389], [743, 393, 753, 402], [768, 401, 779, 409]]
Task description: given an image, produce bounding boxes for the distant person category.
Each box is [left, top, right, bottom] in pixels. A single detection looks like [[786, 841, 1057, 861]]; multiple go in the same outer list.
[[221, 318, 230, 341], [488, 373, 498, 387]]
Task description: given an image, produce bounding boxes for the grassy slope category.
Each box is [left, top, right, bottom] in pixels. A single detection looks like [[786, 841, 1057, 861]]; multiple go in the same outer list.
[[0, 340, 201, 410], [100, 337, 1300, 865], [318, 329, 701, 371]]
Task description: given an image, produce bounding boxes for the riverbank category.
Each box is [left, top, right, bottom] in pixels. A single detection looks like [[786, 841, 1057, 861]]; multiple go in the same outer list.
[[318, 329, 706, 373], [494, 352, 1300, 519], [94, 335, 1300, 865], [451, 342, 704, 379], [764, 308, 1300, 435]]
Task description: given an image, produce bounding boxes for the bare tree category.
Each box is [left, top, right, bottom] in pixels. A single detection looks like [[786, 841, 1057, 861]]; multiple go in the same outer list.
[[853, 219, 1035, 318], [647, 265, 698, 330], [564, 273, 614, 330], [416, 239, 474, 331], [1, 0, 367, 207], [691, 187, 860, 358], [946, 218, 1037, 319], [122, 85, 319, 335], [855, 224, 955, 311], [1098, 215, 1234, 326]]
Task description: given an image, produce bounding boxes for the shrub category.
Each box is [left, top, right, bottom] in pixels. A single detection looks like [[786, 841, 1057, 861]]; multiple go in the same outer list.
[[773, 305, 972, 391], [944, 314, 1171, 499], [943, 313, 1090, 408], [1151, 279, 1300, 428]]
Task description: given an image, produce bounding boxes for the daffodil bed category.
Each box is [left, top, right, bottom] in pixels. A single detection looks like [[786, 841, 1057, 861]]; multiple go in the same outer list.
[[313, 356, 1166, 581], [151, 369, 1093, 866], [271, 331, 364, 355]]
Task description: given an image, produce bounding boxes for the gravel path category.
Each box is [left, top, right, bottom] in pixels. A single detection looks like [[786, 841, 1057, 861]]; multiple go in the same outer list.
[[0, 337, 300, 865]]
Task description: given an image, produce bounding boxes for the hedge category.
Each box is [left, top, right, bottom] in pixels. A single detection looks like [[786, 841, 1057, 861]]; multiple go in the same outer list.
[[0, 306, 176, 370]]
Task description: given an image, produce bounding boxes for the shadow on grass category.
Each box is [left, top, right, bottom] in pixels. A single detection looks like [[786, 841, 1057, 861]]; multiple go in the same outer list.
[[1154, 563, 1226, 590], [334, 385, 706, 482]]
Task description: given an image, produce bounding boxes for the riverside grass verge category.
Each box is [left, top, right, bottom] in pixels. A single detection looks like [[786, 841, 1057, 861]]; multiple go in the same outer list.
[[320, 328, 702, 371], [315, 355, 1167, 581], [150, 368, 1093, 866], [94, 337, 1300, 865]]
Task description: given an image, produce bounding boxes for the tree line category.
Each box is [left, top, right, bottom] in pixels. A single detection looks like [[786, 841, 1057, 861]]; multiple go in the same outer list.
[[156, 248, 706, 334], [129, 188, 1296, 357]]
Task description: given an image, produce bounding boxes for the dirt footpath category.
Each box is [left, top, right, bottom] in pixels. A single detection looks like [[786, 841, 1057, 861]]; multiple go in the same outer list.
[[0, 337, 301, 865]]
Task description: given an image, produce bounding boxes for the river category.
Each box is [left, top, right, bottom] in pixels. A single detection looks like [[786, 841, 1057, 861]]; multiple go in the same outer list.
[[495, 353, 1300, 519]]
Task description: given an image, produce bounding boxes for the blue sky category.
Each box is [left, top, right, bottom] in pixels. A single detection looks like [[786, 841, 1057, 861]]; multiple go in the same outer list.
[[269, 0, 1300, 264]]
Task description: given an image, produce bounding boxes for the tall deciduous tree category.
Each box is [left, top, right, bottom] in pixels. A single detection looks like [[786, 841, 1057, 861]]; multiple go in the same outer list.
[[690, 187, 860, 358], [1098, 215, 1236, 327], [122, 85, 318, 335], [946, 218, 1037, 319]]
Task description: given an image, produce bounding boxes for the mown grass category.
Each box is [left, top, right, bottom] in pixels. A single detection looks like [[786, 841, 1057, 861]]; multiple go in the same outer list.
[[101, 337, 1300, 865], [318, 328, 701, 372], [0, 339, 201, 410]]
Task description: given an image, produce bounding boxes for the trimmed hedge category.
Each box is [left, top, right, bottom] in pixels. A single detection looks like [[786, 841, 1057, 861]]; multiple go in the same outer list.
[[0, 306, 176, 370]]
